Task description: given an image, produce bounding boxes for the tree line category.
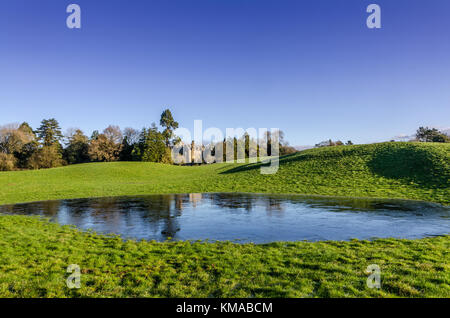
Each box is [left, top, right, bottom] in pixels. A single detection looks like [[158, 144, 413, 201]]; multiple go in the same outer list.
[[0, 109, 297, 171], [314, 127, 449, 148], [192, 130, 296, 164], [0, 109, 179, 171]]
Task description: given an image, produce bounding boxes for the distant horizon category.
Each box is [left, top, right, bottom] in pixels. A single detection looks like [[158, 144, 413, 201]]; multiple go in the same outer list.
[[1, 0, 449, 146]]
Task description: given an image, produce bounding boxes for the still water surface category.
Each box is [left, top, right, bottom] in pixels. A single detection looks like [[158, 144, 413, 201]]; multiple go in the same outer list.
[[0, 193, 448, 243]]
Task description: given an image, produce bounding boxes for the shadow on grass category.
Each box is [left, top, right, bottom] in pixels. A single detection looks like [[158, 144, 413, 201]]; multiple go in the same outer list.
[[367, 144, 449, 188], [220, 152, 306, 174]]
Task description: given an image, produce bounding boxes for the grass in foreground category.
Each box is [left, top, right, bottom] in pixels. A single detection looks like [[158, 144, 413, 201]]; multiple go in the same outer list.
[[0, 215, 448, 298], [0, 142, 449, 205]]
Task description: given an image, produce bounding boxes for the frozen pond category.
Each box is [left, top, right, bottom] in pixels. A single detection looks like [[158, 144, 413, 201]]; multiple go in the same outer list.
[[1, 193, 448, 243]]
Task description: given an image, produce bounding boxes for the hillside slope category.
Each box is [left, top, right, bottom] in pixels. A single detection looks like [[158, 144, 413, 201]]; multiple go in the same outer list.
[[221, 142, 450, 204], [0, 142, 448, 205]]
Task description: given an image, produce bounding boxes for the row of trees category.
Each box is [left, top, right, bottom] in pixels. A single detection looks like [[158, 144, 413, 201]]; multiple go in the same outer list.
[[314, 127, 450, 148], [0, 110, 179, 171], [200, 130, 296, 163], [315, 140, 353, 148], [0, 108, 298, 171]]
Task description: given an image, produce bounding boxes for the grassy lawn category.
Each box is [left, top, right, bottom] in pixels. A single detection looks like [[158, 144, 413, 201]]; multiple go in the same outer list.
[[0, 142, 449, 298], [0, 142, 448, 205], [0, 215, 448, 298]]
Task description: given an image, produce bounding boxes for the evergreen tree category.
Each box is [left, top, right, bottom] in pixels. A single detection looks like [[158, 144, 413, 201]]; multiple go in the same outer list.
[[159, 109, 179, 147], [416, 127, 449, 143], [35, 118, 63, 147], [64, 129, 90, 164], [133, 124, 171, 163]]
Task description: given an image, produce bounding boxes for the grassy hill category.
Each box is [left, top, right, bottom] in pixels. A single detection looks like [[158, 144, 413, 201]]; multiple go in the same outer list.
[[0, 142, 449, 205]]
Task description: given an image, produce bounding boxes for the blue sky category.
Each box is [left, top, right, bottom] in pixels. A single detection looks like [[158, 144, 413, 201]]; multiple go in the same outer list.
[[0, 0, 449, 146]]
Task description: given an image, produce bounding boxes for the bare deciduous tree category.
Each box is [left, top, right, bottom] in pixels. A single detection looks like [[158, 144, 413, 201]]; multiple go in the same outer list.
[[88, 134, 123, 162], [103, 125, 123, 144]]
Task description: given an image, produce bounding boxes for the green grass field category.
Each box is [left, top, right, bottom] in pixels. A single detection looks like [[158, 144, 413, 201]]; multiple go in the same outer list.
[[0, 142, 449, 205], [0, 142, 449, 297], [0, 216, 448, 297]]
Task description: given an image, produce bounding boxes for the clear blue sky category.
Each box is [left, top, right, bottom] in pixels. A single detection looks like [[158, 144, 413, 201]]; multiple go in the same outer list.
[[1, 0, 449, 146]]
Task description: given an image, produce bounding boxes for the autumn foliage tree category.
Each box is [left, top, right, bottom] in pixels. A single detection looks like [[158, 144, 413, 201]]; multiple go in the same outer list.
[[88, 126, 123, 162], [27, 145, 65, 169], [0, 123, 36, 170]]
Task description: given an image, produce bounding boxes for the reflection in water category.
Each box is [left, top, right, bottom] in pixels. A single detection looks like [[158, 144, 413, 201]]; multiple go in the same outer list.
[[0, 193, 448, 243]]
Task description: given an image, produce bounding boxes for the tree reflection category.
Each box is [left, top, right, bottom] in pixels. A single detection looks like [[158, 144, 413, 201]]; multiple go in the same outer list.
[[1, 193, 443, 243], [210, 193, 255, 211]]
